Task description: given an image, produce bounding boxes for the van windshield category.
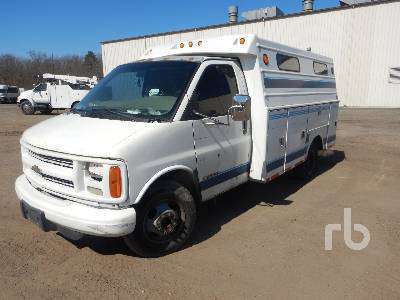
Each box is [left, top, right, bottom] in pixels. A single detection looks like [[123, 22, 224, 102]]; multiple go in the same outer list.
[[75, 60, 199, 121]]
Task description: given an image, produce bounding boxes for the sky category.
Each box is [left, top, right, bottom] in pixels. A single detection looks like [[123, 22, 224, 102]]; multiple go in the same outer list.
[[0, 0, 339, 57]]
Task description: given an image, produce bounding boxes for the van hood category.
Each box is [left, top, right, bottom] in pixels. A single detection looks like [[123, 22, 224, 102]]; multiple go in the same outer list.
[[21, 113, 161, 158], [18, 89, 33, 102]]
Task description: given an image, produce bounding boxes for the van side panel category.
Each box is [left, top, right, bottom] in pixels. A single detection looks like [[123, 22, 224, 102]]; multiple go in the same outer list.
[[257, 45, 338, 181]]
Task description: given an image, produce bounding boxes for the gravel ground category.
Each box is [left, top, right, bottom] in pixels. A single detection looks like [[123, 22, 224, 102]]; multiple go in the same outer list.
[[0, 104, 399, 299]]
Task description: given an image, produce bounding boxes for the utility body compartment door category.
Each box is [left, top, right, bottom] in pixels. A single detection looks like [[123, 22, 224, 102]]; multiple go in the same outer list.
[[187, 60, 251, 201], [285, 106, 308, 170], [50, 85, 73, 109], [266, 109, 287, 179]]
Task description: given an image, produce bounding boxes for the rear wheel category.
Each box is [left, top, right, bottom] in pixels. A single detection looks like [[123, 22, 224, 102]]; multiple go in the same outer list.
[[21, 101, 35, 115], [295, 141, 319, 180], [124, 181, 197, 257]]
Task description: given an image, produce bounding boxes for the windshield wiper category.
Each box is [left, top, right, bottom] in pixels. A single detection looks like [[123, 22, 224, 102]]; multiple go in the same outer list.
[[71, 107, 132, 120], [96, 108, 136, 119], [71, 106, 166, 122]]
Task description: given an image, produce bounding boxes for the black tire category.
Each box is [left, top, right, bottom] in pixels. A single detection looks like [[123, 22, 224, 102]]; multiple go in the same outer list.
[[21, 101, 35, 115], [294, 141, 319, 180], [124, 181, 197, 257]]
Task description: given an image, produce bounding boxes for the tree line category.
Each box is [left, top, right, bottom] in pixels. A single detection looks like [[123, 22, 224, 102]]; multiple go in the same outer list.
[[0, 51, 102, 89]]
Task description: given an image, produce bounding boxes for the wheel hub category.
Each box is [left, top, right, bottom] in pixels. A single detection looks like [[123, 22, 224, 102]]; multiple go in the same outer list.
[[153, 209, 179, 235], [147, 202, 180, 238]]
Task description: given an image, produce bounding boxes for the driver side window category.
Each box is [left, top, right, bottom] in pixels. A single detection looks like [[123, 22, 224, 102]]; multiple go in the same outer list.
[[34, 83, 47, 92], [191, 64, 238, 118]]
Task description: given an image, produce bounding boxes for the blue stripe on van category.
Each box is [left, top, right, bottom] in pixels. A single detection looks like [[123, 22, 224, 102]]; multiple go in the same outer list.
[[199, 162, 250, 190], [269, 112, 287, 120], [266, 157, 285, 172], [289, 110, 308, 117], [286, 147, 307, 163], [269, 105, 332, 121], [266, 147, 307, 172], [264, 77, 336, 89]]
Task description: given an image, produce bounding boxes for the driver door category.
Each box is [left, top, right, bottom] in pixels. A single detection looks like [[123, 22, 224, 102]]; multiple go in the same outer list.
[[187, 61, 251, 201], [32, 83, 49, 104]]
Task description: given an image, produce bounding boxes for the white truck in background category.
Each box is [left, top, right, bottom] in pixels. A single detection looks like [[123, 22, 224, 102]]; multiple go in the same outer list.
[[0, 85, 20, 103], [15, 35, 338, 257], [17, 73, 97, 115]]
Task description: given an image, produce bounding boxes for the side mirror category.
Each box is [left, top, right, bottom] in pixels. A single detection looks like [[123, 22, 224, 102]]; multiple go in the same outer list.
[[229, 94, 251, 122]]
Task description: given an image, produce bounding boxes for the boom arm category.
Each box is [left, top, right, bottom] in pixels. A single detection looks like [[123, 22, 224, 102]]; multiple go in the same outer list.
[[42, 73, 98, 87]]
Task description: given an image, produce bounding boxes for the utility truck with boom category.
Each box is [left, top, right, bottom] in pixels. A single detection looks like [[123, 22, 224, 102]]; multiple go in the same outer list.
[[15, 35, 338, 257], [17, 73, 97, 115]]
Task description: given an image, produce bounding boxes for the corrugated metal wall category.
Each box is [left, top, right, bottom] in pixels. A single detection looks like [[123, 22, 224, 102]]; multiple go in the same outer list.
[[102, 2, 400, 107]]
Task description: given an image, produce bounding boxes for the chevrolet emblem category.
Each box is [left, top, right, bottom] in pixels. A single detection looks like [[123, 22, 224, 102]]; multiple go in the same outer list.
[[31, 165, 42, 175]]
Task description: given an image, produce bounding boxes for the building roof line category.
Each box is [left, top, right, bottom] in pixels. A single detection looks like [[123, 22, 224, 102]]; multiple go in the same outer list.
[[101, 0, 399, 45]]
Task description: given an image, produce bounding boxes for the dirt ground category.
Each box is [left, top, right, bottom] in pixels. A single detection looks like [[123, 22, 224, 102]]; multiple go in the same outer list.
[[0, 104, 399, 299]]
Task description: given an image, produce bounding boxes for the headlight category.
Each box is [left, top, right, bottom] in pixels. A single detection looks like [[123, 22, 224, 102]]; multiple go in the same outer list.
[[87, 162, 103, 181], [84, 162, 125, 199]]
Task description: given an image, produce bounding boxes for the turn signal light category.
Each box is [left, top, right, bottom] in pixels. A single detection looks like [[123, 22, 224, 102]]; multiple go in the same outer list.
[[109, 166, 122, 198]]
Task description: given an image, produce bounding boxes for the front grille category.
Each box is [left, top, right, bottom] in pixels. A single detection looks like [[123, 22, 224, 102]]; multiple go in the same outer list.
[[28, 150, 73, 169], [40, 173, 74, 188]]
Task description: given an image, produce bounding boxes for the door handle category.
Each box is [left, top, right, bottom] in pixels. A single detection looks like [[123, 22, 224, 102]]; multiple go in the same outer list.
[[279, 137, 286, 148]]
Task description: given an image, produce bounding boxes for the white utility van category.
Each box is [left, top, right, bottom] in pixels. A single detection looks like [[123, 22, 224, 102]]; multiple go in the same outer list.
[[17, 74, 97, 115], [15, 35, 338, 257], [0, 85, 19, 103]]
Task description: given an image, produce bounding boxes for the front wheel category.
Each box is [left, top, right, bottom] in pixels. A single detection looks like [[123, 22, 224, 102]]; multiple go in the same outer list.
[[21, 101, 35, 115], [124, 181, 197, 257]]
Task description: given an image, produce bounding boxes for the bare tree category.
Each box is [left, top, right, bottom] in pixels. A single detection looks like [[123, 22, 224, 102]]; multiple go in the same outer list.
[[0, 51, 103, 89]]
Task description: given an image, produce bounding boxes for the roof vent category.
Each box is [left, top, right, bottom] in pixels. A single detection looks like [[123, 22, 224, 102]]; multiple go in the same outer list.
[[228, 6, 238, 23], [302, 0, 314, 12]]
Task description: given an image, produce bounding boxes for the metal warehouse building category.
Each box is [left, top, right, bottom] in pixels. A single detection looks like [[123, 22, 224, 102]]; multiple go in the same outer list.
[[101, 0, 400, 107]]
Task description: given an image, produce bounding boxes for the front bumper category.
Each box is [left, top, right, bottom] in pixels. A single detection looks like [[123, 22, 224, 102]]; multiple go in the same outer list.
[[15, 175, 136, 237]]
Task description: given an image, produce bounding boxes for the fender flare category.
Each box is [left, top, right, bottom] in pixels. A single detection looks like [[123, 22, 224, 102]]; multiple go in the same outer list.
[[19, 98, 35, 106], [133, 165, 196, 205]]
